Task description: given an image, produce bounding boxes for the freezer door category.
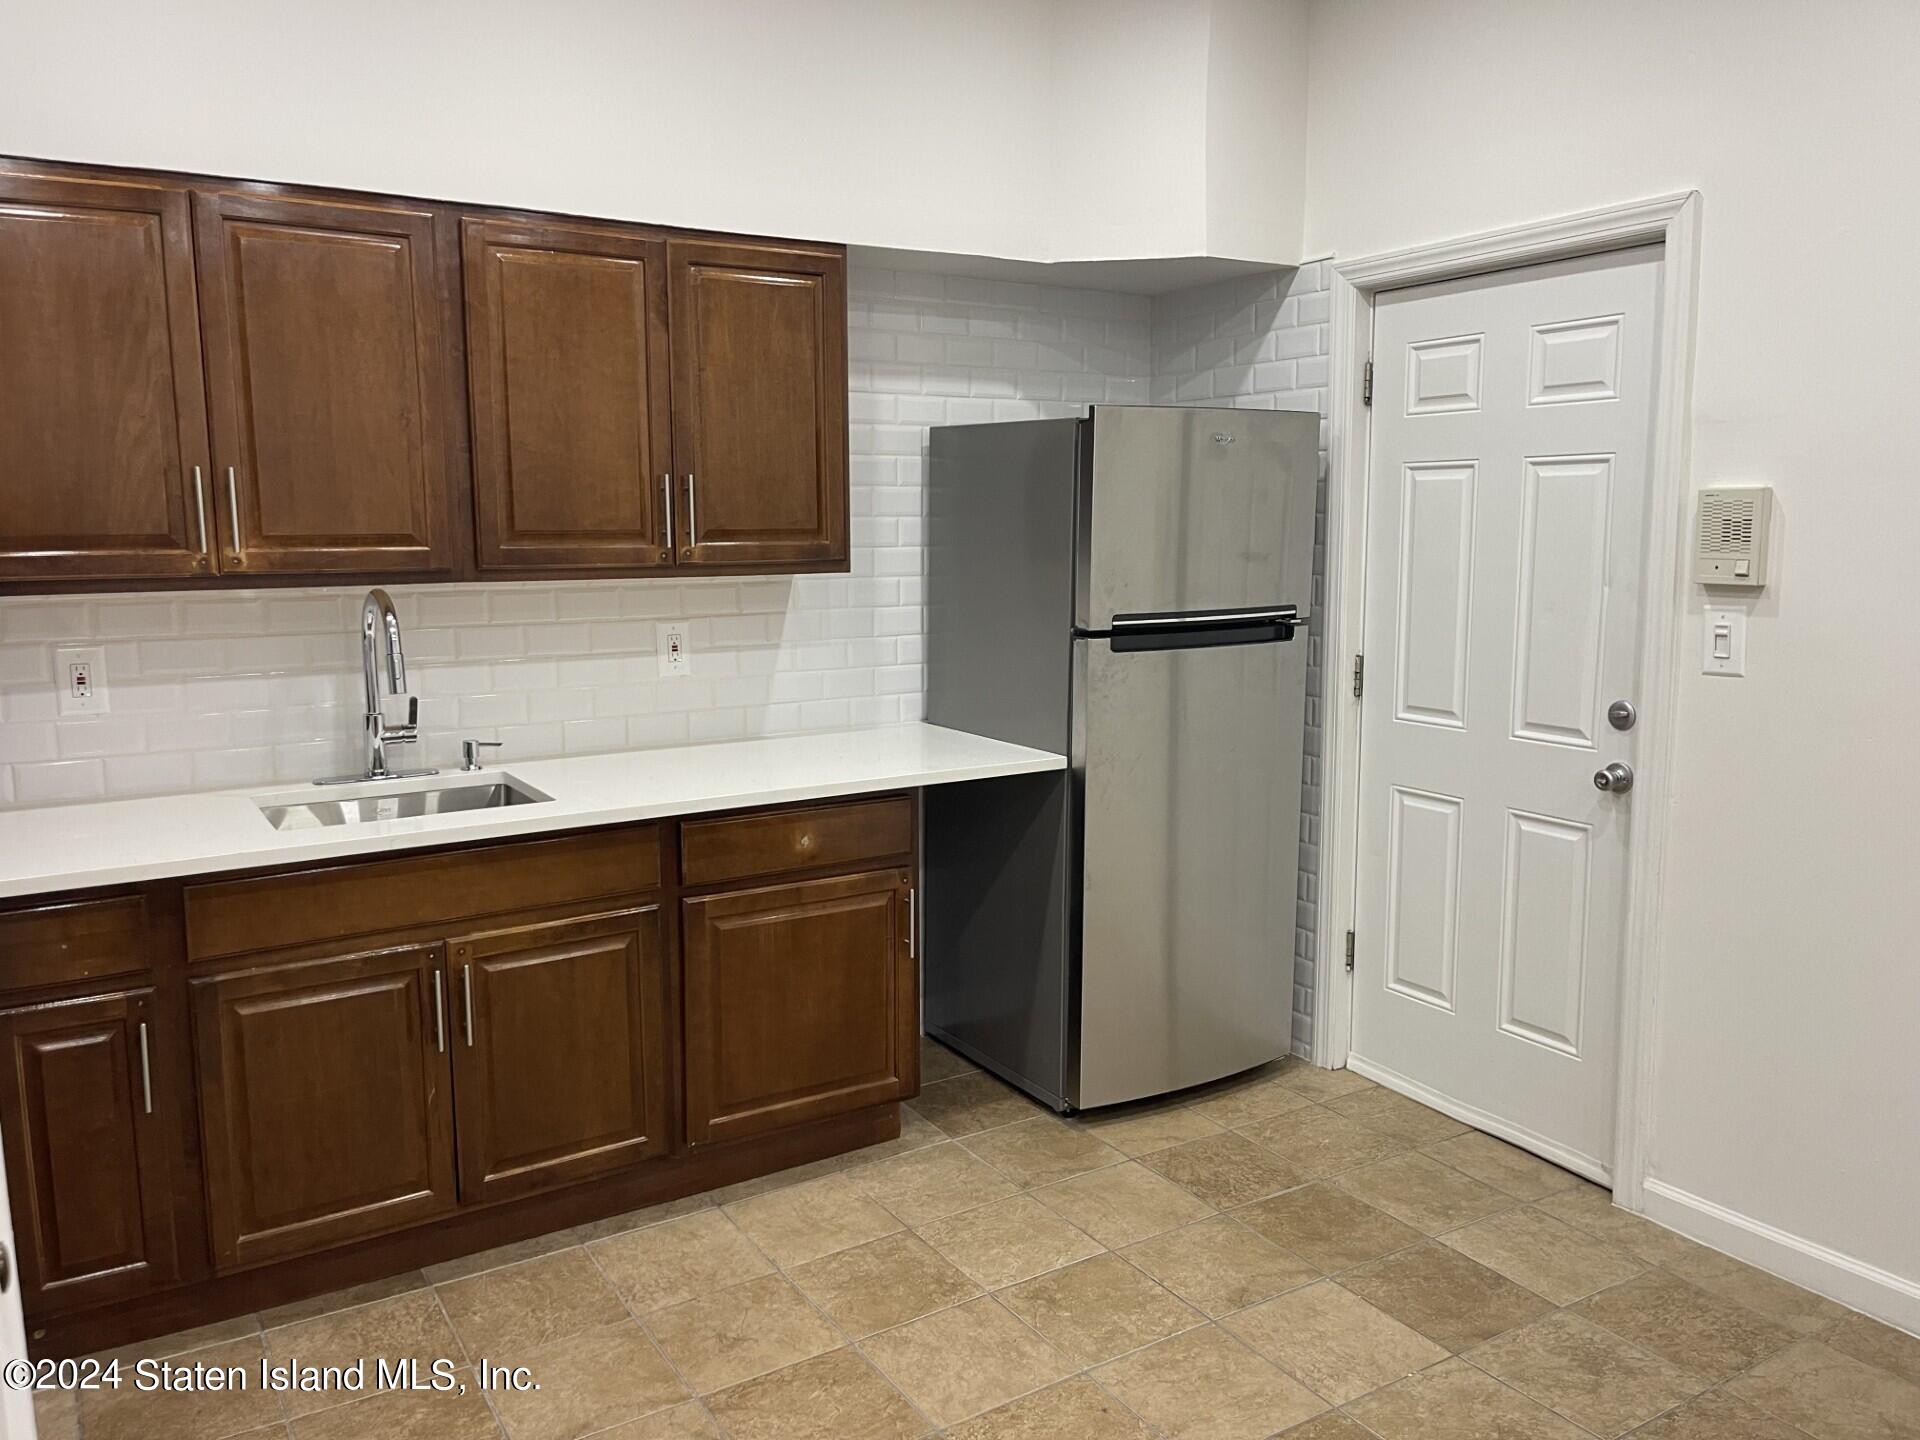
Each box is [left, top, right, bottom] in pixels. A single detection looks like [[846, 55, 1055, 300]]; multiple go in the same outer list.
[[1073, 631, 1306, 1108], [1080, 406, 1319, 630]]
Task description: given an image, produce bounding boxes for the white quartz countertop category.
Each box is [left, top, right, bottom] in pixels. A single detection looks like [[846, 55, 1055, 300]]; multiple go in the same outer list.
[[0, 724, 1065, 900]]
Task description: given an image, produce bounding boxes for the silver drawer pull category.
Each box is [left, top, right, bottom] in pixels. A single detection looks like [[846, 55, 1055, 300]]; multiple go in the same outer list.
[[191, 466, 209, 556], [225, 466, 244, 558], [138, 1021, 153, 1115]]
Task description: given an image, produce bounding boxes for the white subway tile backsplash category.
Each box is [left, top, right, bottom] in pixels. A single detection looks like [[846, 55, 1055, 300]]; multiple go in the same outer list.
[[1, 602, 93, 642], [0, 723, 55, 765], [103, 751, 194, 796], [14, 758, 106, 804], [139, 638, 227, 674], [191, 747, 276, 790], [54, 715, 148, 760]]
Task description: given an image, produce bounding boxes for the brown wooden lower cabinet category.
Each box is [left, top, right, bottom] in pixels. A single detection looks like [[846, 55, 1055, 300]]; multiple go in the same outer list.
[[190, 943, 458, 1271], [683, 867, 917, 1146], [4, 796, 920, 1352], [0, 989, 180, 1311], [449, 906, 671, 1204]]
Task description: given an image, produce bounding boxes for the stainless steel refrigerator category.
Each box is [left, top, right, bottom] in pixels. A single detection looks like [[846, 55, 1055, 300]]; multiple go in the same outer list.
[[925, 405, 1320, 1111]]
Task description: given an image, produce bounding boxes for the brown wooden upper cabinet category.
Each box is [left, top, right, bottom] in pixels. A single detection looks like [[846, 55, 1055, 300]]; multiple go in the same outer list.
[[0, 170, 214, 582], [670, 240, 848, 570], [0, 157, 850, 589], [464, 216, 674, 573], [193, 190, 463, 576]]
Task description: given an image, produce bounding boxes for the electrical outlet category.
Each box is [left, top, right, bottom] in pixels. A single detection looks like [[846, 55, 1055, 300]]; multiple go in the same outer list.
[[657, 622, 689, 677], [56, 646, 109, 715]]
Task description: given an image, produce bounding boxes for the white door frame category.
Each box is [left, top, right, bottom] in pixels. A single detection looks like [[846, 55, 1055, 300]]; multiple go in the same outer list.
[[1316, 192, 1702, 1209]]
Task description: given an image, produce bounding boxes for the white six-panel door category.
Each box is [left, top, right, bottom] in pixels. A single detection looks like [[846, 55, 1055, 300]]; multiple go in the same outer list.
[[1351, 246, 1663, 1179]]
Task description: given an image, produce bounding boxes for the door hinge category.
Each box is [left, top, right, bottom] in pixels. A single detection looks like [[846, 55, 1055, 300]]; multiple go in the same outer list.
[[1345, 929, 1356, 972], [1362, 358, 1374, 407], [1352, 653, 1364, 699]]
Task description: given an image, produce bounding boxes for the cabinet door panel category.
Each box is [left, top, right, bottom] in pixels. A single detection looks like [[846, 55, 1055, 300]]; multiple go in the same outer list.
[[683, 870, 914, 1145], [0, 171, 212, 581], [194, 190, 460, 575], [0, 990, 179, 1314], [450, 907, 670, 1203], [191, 944, 455, 1270], [465, 218, 673, 572], [669, 240, 847, 569]]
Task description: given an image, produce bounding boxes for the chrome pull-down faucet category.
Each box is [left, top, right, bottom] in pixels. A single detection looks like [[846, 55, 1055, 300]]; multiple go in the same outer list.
[[315, 589, 438, 785]]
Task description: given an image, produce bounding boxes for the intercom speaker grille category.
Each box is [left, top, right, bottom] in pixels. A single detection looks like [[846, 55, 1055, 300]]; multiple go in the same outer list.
[[1699, 492, 1756, 555]]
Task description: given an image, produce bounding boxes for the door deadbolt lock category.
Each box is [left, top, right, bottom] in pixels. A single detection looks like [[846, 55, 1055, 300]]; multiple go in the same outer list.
[[1607, 699, 1636, 731], [1593, 761, 1634, 793]]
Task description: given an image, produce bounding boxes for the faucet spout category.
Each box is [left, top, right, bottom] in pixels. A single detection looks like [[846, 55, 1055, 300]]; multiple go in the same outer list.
[[373, 589, 407, 694], [316, 590, 437, 786]]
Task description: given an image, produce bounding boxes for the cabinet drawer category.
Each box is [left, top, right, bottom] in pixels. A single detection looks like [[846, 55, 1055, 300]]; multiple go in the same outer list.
[[184, 826, 661, 961], [680, 797, 913, 888], [0, 895, 152, 994]]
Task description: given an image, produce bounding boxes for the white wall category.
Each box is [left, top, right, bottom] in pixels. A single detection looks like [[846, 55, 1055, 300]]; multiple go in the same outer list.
[[1204, 0, 1310, 262], [1, 0, 1308, 265], [1305, 0, 1920, 1321]]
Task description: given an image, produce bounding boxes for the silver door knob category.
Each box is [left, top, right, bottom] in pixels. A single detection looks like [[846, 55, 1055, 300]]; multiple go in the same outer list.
[[1593, 762, 1634, 793]]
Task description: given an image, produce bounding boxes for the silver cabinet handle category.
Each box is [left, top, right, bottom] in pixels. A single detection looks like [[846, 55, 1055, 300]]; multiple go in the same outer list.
[[462, 963, 475, 1047], [431, 969, 446, 1054], [191, 466, 209, 556], [137, 1020, 153, 1115], [661, 472, 675, 556], [225, 466, 244, 558], [906, 886, 915, 960], [684, 473, 697, 551]]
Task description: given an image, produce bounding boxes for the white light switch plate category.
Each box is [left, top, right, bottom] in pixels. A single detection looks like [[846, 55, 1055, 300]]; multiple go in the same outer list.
[[657, 622, 689, 677], [1702, 608, 1746, 676], [56, 646, 109, 714]]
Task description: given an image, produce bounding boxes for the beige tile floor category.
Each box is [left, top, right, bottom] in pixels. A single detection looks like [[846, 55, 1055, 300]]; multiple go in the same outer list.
[[35, 1040, 1920, 1439]]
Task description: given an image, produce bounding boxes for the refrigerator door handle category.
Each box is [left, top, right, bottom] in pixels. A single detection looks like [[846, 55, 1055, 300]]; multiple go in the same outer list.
[[1099, 604, 1300, 652]]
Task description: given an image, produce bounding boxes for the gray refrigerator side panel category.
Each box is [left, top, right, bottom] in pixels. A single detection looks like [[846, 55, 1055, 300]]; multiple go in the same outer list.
[[926, 418, 1081, 752], [923, 771, 1074, 1111], [924, 418, 1083, 1109]]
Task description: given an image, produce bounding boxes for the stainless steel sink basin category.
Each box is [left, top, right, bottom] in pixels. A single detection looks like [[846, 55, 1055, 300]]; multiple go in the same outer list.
[[256, 776, 552, 831]]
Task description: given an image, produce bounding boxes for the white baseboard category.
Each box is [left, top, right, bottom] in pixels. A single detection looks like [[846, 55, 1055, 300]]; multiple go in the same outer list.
[[1344, 1051, 1611, 1186], [1640, 1179, 1920, 1337]]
